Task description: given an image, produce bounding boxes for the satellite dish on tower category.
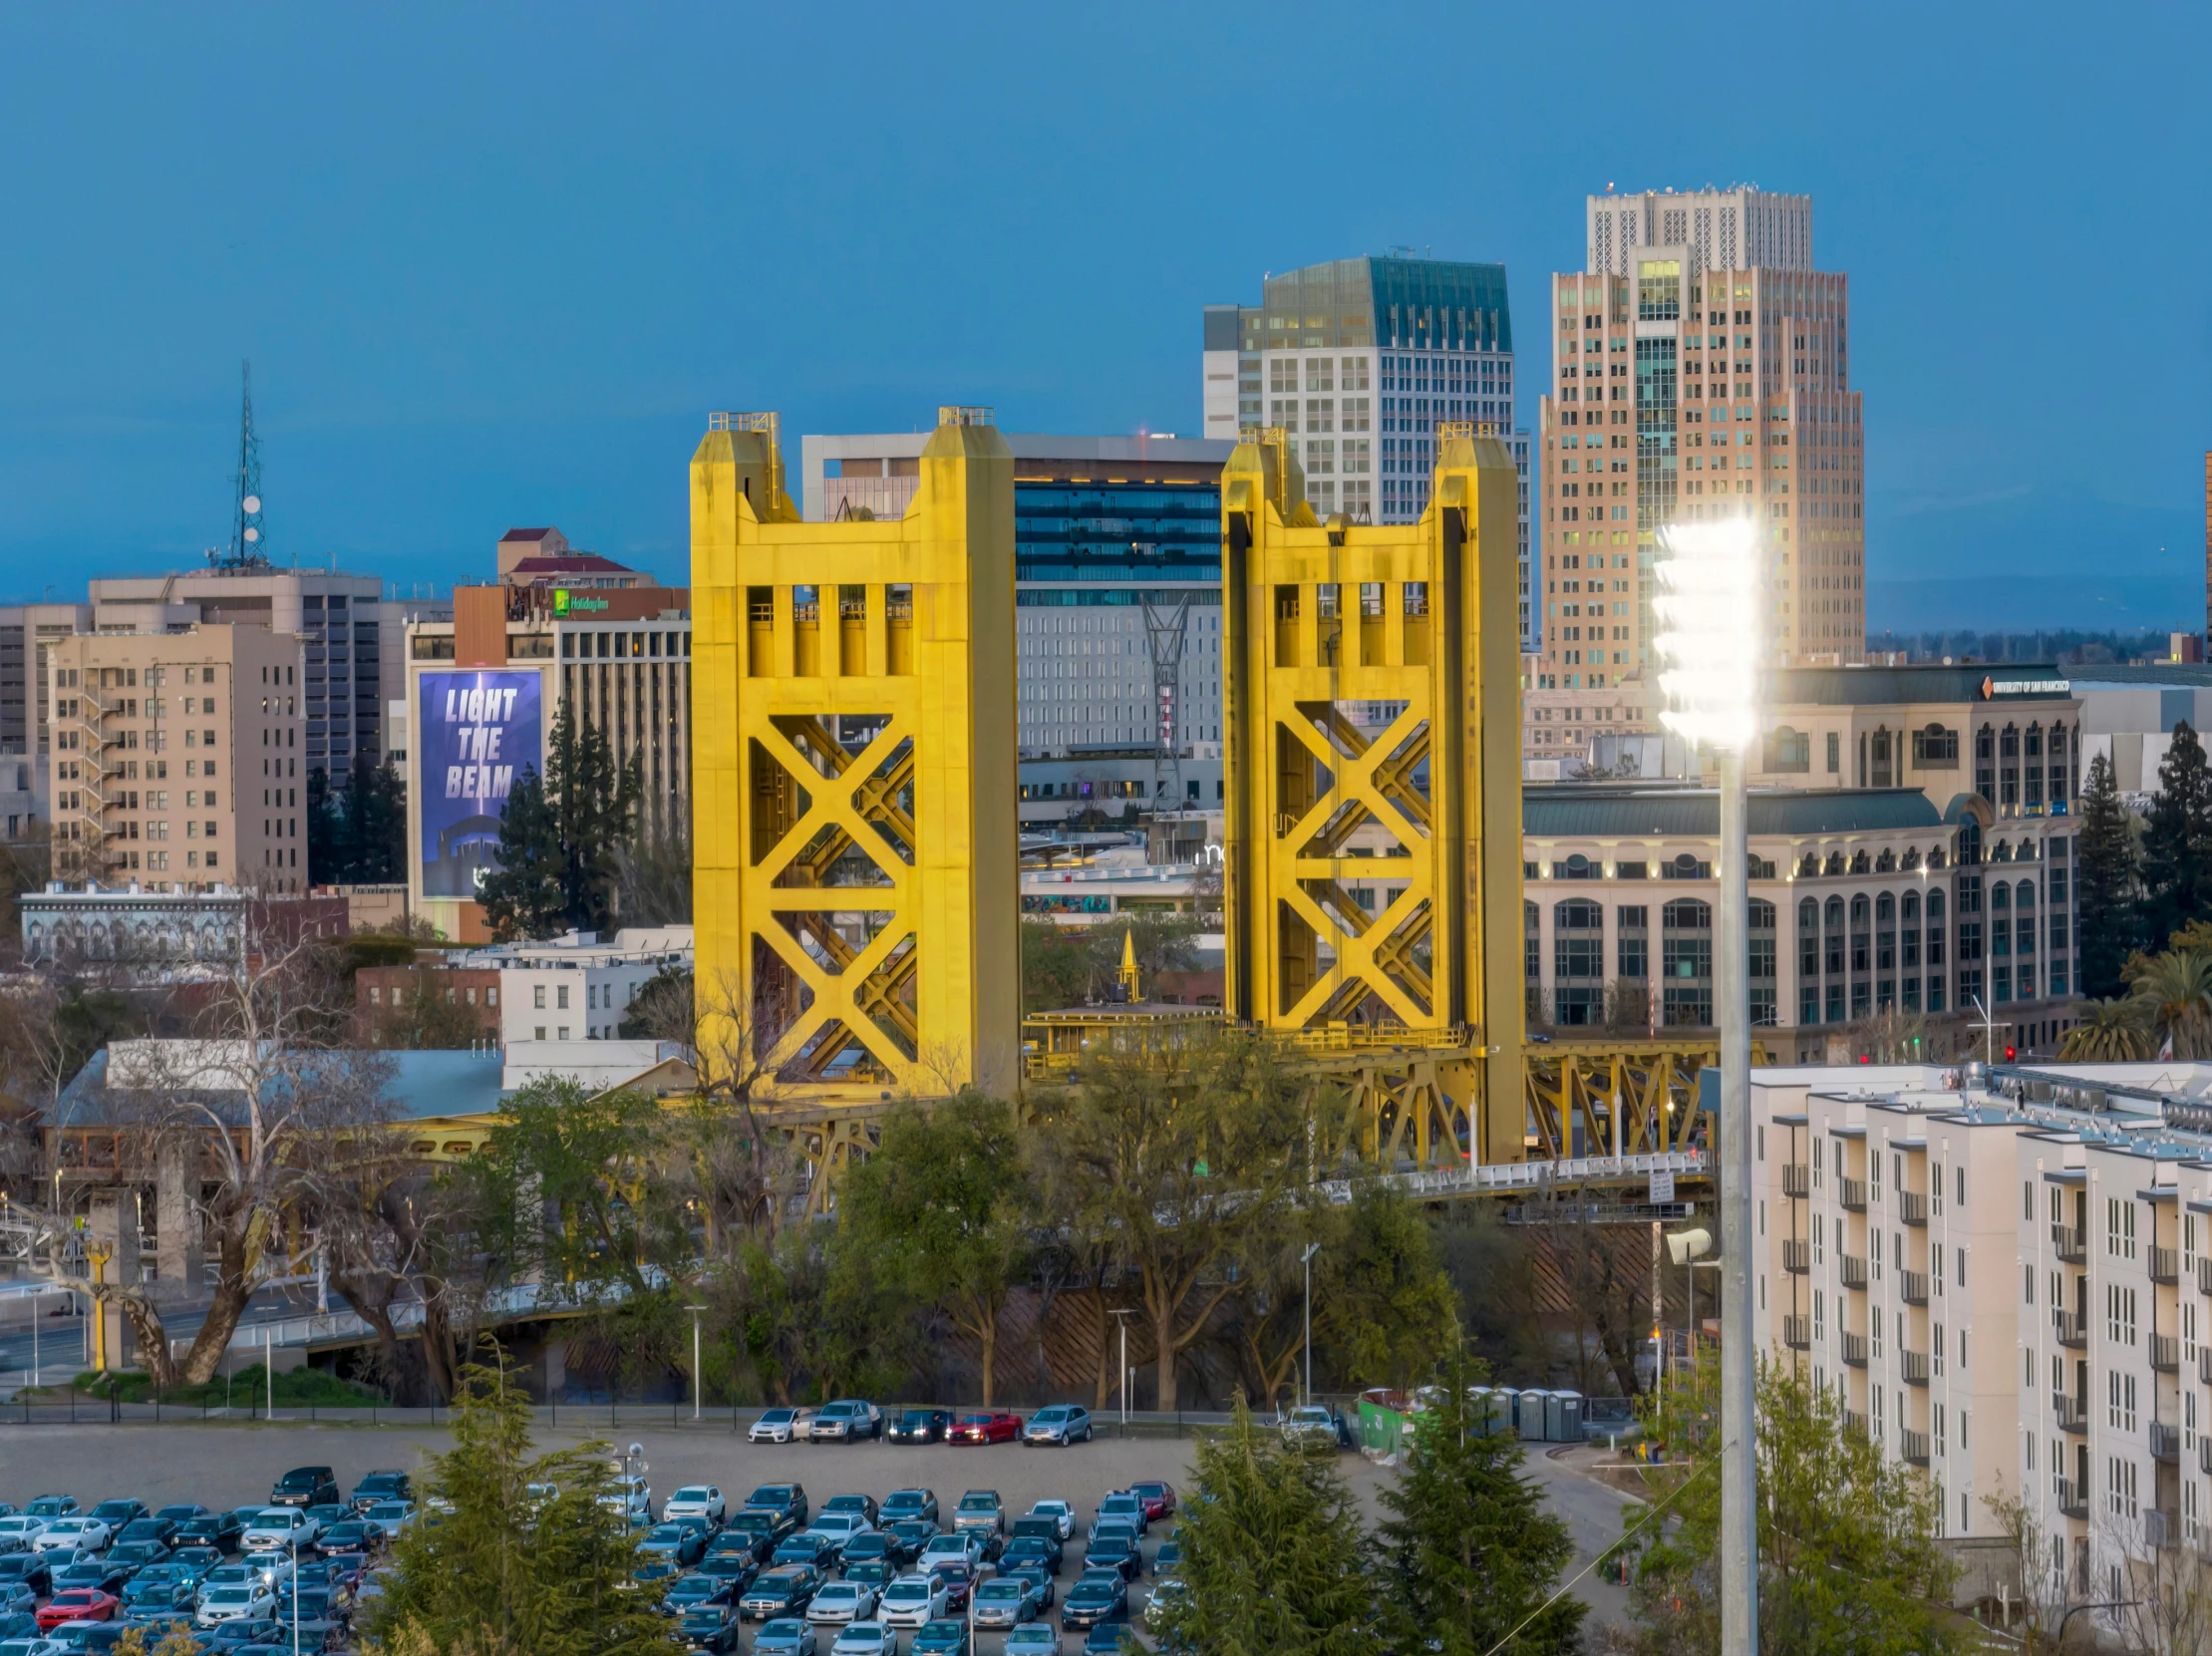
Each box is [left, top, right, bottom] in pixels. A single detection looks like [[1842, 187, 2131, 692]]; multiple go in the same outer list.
[[242, 496, 261, 514], [243, 527, 259, 543]]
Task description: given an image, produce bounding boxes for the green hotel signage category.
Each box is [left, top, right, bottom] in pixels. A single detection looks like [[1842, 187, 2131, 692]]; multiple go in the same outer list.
[[552, 589, 609, 615]]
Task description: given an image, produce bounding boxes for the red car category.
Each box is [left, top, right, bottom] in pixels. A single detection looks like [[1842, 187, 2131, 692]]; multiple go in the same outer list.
[[950, 1412, 1024, 1445], [929, 1562, 977, 1611], [1128, 1480, 1178, 1521], [38, 1589, 119, 1630]]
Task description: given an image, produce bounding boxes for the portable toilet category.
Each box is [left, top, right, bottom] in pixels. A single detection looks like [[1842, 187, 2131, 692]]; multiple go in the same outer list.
[[1468, 1386, 1493, 1436], [1516, 1389, 1551, 1440], [1489, 1387, 1519, 1439], [1546, 1390, 1585, 1443]]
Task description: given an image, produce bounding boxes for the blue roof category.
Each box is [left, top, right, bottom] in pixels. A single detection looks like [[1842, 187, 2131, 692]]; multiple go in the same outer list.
[[48, 1046, 511, 1126]]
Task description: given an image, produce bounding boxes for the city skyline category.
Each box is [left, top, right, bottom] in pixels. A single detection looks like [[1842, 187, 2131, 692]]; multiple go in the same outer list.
[[0, 4, 2205, 629]]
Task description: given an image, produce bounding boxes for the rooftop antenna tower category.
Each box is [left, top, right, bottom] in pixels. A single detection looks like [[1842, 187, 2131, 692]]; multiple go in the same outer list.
[[213, 360, 271, 572], [1142, 591, 1191, 811]]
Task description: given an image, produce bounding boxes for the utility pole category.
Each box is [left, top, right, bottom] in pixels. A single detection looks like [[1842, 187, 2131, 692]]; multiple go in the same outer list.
[[687, 1304, 707, 1421], [1109, 1308, 1136, 1425], [1301, 1243, 1322, 1407]]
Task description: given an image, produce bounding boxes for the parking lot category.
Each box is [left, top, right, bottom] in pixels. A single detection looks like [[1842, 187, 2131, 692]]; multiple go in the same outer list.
[[0, 1416, 1633, 1647]]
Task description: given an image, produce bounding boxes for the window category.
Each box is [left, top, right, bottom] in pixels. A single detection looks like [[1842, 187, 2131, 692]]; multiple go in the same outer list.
[[1768, 726, 1810, 772], [1912, 724, 1959, 768], [556, 984, 570, 1011], [1617, 906, 1649, 978], [1826, 731, 1840, 773], [533, 985, 546, 1010]]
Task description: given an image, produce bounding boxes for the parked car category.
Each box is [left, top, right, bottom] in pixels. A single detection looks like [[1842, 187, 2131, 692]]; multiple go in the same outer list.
[[0, 1519, 46, 1554], [1143, 1575, 1186, 1629], [751, 1618, 818, 1656], [1002, 1533, 1065, 1576], [1091, 1494, 1148, 1538], [267, 1471, 339, 1511], [51, 1562, 129, 1597], [599, 1477, 654, 1528], [880, 1490, 939, 1527], [674, 1606, 745, 1654], [1279, 1403, 1350, 1448], [1060, 1569, 1128, 1630], [1023, 1406, 1094, 1447], [803, 1581, 878, 1625], [273, 1585, 347, 1649], [887, 1409, 952, 1445], [806, 1401, 883, 1443], [1005, 1623, 1065, 1656], [172, 1512, 244, 1554], [970, 1575, 1046, 1629], [661, 1487, 727, 1527], [1125, 1482, 1177, 1522], [911, 1617, 973, 1655], [35, 1592, 118, 1632], [662, 1568, 742, 1615], [804, 1515, 874, 1560], [829, 1622, 900, 1656], [706, 1519, 779, 1565], [346, 1473, 413, 1514], [1082, 1621, 1136, 1655], [627, 1559, 681, 1597], [1082, 1534, 1142, 1583], [638, 1523, 708, 1568], [745, 1487, 809, 1529], [1023, 1501, 1076, 1541], [104, 1541, 168, 1573], [750, 1408, 815, 1445], [239, 1509, 318, 1553], [0, 1558, 50, 1598], [194, 1582, 276, 1629], [928, 1563, 982, 1614], [34, 1519, 110, 1555], [949, 1413, 1023, 1446], [1006, 1565, 1056, 1611], [314, 1520, 377, 1557], [820, 1493, 879, 1525], [22, 1501, 76, 1522], [837, 1532, 897, 1575], [951, 1492, 1004, 1537], [86, 1504, 145, 1533], [877, 1573, 949, 1629], [918, 1533, 986, 1574], [739, 1565, 823, 1621]]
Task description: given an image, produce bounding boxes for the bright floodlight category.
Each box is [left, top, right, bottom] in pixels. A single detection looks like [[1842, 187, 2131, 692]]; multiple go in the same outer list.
[[1653, 518, 1759, 752]]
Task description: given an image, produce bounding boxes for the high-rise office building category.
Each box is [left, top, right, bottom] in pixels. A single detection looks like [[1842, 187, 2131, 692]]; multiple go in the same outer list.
[[800, 431, 1233, 826], [1535, 186, 1864, 691], [1203, 255, 1535, 647]]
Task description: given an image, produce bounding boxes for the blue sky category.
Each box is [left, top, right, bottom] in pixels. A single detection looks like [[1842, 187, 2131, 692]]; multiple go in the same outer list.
[[1, 2, 2206, 631]]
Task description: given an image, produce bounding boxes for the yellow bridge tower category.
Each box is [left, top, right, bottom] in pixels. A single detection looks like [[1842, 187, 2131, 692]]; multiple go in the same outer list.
[[1221, 426, 1526, 1162], [690, 407, 1021, 1103]]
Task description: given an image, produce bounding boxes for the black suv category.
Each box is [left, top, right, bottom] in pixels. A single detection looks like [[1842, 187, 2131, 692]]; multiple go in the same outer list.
[[270, 1468, 341, 1508], [348, 1471, 414, 1513]]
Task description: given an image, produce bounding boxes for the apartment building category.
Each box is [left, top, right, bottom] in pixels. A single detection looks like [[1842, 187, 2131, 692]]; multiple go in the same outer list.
[[46, 624, 307, 894], [1201, 256, 1536, 648], [1751, 1061, 2212, 1614], [1536, 186, 1864, 689], [456, 924, 692, 1046], [0, 601, 92, 759]]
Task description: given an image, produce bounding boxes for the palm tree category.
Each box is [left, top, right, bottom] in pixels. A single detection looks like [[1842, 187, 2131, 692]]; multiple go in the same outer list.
[[2123, 949, 2212, 1059], [2059, 997, 2154, 1062]]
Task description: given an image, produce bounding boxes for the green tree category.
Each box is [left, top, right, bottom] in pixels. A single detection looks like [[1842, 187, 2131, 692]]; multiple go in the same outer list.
[[479, 703, 642, 941], [834, 1092, 1032, 1403], [308, 754, 407, 886], [369, 1365, 679, 1656], [1376, 1349, 1585, 1656], [2075, 750, 2144, 998], [1614, 1355, 1960, 1654], [2123, 946, 2212, 1058], [1021, 916, 1098, 1013], [2142, 722, 2212, 946], [1033, 1034, 1307, 1409], [1150, 1398, 1373, 1656], [2058, 995, 2154, 1062]]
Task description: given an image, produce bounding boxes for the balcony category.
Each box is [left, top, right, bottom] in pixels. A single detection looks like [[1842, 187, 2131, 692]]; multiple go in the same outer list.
[[1842, 1409, 1868, 1439], [2054, 1393, 2087, 1434], [2151, 1421, 2182, 1465], [1840, 1331, 1868, 1368], [2199, 1255, 2212, 1296], [2052, 1223, 2086, 1263], [1782, 1163, 1809, 1198], [1838, 1177, 1867, 1212], [1783, 1315, 1810, 1351], [2200, 1437, 2212, 1477], [2151, 1246, 2179, 1285], [2146, 1507, 2181, 1550], [2152, 1334, 2180, 1374], [2200, 1346, 2212, 1386], [2057, 1479, 2088, 1520], [2054, 1310, 2087, 1349], [1900, 1429, 1930, 1467], [1783, 1239, 1810, 1274], [1839, 1255, 1868, 1291], [1897, 1190, 1928, 1227], [1898, 1269, 1928, 1305], [1900, 1350, 1930, 1386]]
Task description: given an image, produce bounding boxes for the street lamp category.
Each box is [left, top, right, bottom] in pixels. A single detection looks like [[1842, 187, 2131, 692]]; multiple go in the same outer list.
[[1654, 515, 1760, 1656], [686, 1303, 708, 1422], [1300, 1243, 1322, 1408], [1107, 1308, 1137, 1426]]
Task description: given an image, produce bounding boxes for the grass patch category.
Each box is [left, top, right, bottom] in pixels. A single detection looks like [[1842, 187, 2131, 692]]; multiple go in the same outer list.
[[71, 1365, 388, 1407]]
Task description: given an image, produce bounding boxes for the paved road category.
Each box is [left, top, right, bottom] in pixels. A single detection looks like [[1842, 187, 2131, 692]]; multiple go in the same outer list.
[[1520, 1445, 1639, 1635]]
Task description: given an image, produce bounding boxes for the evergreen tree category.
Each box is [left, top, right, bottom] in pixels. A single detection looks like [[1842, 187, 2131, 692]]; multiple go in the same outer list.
[[308, 754, 408, 885], [2143, 721, 2212, 944], [1376, 1349, 1584, 1656], [477, 704, 641, 940], [369, 1365, 678, 1656], [477, 766, 565, 940], [2076, 750, 2144, 998], [1151, 1397, 1373, 1656]]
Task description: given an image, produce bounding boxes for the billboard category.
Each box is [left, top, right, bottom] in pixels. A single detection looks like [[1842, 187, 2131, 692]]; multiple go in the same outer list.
[[417, 670, 543, 899]]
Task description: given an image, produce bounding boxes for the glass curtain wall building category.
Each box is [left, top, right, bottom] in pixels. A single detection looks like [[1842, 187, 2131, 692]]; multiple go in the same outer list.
[[1203, 254, 1534, 648], [799, 431, 1234, 828]]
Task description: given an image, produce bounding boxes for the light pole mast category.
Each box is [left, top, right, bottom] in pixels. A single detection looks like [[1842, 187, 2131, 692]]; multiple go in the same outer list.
[[1654, 517, 1760, 1656]]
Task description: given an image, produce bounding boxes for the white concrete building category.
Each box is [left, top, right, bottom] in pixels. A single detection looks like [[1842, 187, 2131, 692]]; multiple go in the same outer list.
[[457, 925, 692, 1046], [1750, 1060, 2212, 1618]]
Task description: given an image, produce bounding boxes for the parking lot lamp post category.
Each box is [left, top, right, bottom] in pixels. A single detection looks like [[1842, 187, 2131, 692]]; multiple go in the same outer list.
[[1108, 1308, 1136, 1425], [1301, 1243, 1322, 1408], [289, 1535, 299, 1656], [687, 1303, 707, 1421], [1653, 515, 1760, 1656]]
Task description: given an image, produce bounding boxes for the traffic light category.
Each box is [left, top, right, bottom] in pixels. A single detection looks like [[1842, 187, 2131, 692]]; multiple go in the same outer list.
[[2004, 1045, 2017, 1062]]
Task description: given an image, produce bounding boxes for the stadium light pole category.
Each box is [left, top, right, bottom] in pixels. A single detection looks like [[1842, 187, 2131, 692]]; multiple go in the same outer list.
[[1654, 515, 1760, 1656]]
